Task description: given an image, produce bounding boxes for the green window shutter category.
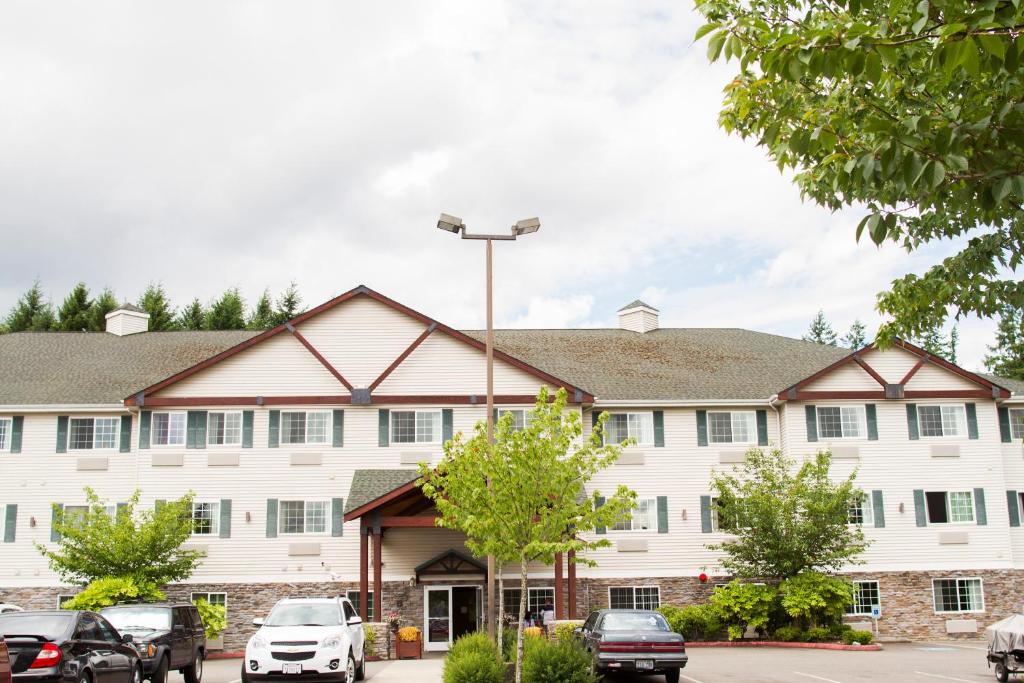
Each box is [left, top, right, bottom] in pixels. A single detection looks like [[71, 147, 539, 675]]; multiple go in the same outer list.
[[266, 499, 278, 538], [268, 410, 280, 448], [965, 403, 979, 440], [1007, 490, 1021, 527], [592, 411, 600, 429], [442, 409, 454, 443], [50, 504, 63, 542], [4, 504, 16, 543], [139, 411, 151, 449], [594, 496, 606, 534], [493, 408, 499, 425], [974, 488, 987, 525], [119, 415, 132, 453], [242, 411, 254, 449], [9, 416, 23, 454], [700, 496, 713, 533], [186, 411, 207, 449], [656, 496, 669, 533], [872, 490, 885, 528], [913, 489, 927, 526], [696, 410, 708, 447], [653, 411, 665, 447], [999, 407, 1012, 443], [906, 404, 919, 440], [756, 410, 768, 446], [331, 498, 344, 537], [805, 406, 818, 442], [332, 410, 344, 448], [866, 405, 878, 441], [56, 416, 69, 453], [219, 499, 232, 539], [378, 409, 390, 447]]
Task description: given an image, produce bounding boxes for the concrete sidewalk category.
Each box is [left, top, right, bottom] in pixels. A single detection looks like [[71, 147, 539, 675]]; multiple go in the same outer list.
[[367, 657, 445, 682]]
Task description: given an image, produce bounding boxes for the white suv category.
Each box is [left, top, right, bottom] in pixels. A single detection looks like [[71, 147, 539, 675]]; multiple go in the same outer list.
[[242, 597, 366, 683]]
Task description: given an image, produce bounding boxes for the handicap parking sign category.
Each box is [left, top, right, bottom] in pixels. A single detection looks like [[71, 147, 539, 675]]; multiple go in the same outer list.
[[871, 605, 881, 619]]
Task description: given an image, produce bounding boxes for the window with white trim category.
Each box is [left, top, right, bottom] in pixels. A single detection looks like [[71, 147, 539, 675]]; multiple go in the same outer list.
[[391, 410, 441, 444], [62, 505, 116, 529], [1010, 409, 1024, 440], [817, 406, 866, 439], [281, 411, 330, 445], [925, 490, 975, 524], [0, 418, 11, 452], [918, 405, 967, 438], [152, 412, 186, 446], [710, 497, 741, 532], [190, 592, 227, 608], [502, 588, 554, 618], [191, 502, 220, 536], [279, 500, 328, 535], [346, 591, 374, 620], [708, 411, 756, 444], [497, 409, 532, 432], [207, 412, 242, 446], [612, 498, 657, 532], [69, 417, 120, 450], [604, 413, 654, 445], [933, 578, 984, 613], [846, 580, 880, 615], [847, 494, 873, 526], [609, 586, 660, 610]]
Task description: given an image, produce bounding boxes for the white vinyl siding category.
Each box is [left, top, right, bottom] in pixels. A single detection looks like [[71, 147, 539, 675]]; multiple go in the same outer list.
[[708, 411, 756, 444], [151, 412, 186, 446], [280, 411, 330, 445], [191, 502, 220, 536], [207, 412, 242, 446], [278, 500, 328, 535], [925, 491, 975, 524], [918, 405, 967, 438], [612, 498, 657, 532], [604, 413, 654, 446], [847, 580, 880, 615], [0, 418, 11, 452], [932, 578, 984, 613], [608, 586, 660, 610], [391, 410, 441, 444], [817, 406, 865, 439], [68, 417, 119, 450]]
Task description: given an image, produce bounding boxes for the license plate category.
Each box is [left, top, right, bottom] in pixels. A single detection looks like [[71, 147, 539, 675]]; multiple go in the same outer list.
[[282, 663, 302, 675], [635, 659, 654, 670]]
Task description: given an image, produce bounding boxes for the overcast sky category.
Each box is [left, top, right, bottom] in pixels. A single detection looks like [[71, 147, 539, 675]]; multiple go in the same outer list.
[[0, 1, 997, 369]]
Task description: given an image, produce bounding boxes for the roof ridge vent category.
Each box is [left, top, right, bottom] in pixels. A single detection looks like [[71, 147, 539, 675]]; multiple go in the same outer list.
[[617, 300, 659, 333]]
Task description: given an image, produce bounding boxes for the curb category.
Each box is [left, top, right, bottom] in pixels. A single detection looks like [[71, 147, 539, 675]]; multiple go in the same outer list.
[[685, 641, 882, 651], [207, 652, 244, 660]]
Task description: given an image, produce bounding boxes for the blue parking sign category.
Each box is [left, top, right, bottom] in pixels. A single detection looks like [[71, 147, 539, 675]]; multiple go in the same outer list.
[[871, 605, 881, 619]]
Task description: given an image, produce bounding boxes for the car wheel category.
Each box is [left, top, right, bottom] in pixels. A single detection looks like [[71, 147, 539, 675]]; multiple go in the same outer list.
[[345, 654, 356, 683], [78, 670, 92, 683], [354, 651, 365, 681], [240, 663, 250, 683], [151, 655, 169, 683], [664, 668, 681, 683], [995, 661, 1009, 683], [183, 652, 203, 683]]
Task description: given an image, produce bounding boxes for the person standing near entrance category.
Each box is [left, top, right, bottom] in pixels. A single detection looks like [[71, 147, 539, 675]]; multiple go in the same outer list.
[[541, 600, 555, 629]]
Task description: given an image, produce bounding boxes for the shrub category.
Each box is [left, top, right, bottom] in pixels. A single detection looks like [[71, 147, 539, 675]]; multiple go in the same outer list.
[[659, 604, 723, 641], [772, 625, 804, 642], [523, 626, 544, 639], [363, 625, 377, 656], [710, 581, 778, 641], [445, 633, 504, 683], [842, 630, 873, 646], [398, 626, 421, 642], [450, 632, 498, 660], [805, 626, 831, 643], [828, 622, 853, 639], [192, 599, 227, 640], [60, 576, 164, 612], [501, 629, 516, 662], [779, 572, 855, 629], [553, 622, 582, 643], [521, 638, 596, 683]]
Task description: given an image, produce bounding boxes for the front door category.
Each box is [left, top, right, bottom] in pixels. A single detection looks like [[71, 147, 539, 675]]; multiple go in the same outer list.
[[450, 587, 478, 643], [424, 587, 452, 652]]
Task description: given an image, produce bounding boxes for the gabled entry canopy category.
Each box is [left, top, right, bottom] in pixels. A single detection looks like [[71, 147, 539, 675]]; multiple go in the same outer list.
[[414, 549, 486, 582], [344, 469, 435, 527]]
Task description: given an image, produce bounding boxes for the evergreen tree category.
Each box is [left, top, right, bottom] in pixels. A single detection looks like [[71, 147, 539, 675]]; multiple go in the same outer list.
[[915, 323, 959, 363], [178, 299, 206, 331], [948, 326, 960, 365], [247, 290, 276, 330], [841, 319, 868, 349], [138, 283, 178, 331], [205, 288, 246, 330], [273, 281, 304, 325], [56, 282, 93, 332], [5, 281, 55, 332], [985, 305, 1024, 381], [802, 310, 837, 346], [88, 288, 119, 332]]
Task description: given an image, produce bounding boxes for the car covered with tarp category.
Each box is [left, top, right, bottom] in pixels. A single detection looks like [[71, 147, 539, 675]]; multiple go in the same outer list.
[[986, 613, 1024, 681]]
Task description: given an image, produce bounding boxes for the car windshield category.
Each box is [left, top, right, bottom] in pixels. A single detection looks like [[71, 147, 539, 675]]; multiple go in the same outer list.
[[265, 604, 342, 627], [101, 607, 171, 632], [600, 612, 670, 632], [0, 613, 74, 640]]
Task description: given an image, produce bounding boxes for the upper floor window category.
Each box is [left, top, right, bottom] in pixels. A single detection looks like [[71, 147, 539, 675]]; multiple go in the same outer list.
[[152, 412, 186, 446], [191, 502, 220, 536], [69, 417, 120, 450], [281, 411, 330, 445], [925, 490, 974, 524], [1009, 409, 1024, 440], [392, 410, 441, 444], [604, 413, 654, 446], [207, 412, 242, 446], [932, 578, 983, 613], [497, 409, 532, 432], [279, 500, 328, 535], [612, 498, 657, 532], [708, 411, 755, 444], [847, 580, 880, 615], [0, 418, 10, 452], [918, 405, 966, 438], [62, 504, 116, 528], [847, 494, 873, 526], [817, 406, 865, 439]]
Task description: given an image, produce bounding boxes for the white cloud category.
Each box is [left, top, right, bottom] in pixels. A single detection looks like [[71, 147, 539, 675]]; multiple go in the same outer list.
[[502, 294, 597, 329]]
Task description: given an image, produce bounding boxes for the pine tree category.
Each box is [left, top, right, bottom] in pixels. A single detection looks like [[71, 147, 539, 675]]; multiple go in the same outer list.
[[247, 290, 276, 330], [273, 281, 304, 325], [803, 310, 837, 346], [985, 305, 1024, 380], [5, 281, 55, 332], [948, 326, 959, 365], [56, 282, 93, 332], [916, 323, 959, 363], [205, 288, 246, 330], [88, 288, 119, 332], [841, 319, 868, 349], [138, 283, 178, 331], [178, 299, 206, 331]]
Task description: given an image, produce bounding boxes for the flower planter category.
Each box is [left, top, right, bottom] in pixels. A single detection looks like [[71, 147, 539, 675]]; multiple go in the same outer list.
[[396, 635, 422, 659]]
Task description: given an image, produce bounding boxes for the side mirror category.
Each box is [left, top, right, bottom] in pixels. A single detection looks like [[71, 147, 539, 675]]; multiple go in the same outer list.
[[121, 633, 134, 644], [173, 624, 185, 633], [347, 616, 362, 626], [252, 618, 265, 627]]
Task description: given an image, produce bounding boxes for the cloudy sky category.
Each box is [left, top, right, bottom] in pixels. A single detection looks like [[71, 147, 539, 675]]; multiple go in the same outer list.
[[0, 1, 996, 369]]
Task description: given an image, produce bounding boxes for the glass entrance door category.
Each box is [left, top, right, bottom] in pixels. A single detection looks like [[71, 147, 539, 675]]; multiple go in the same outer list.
[[424, 587, 452, 652]]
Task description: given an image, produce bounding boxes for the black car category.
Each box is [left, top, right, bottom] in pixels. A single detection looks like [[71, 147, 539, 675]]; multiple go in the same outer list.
[[576, 609, 687, 683], [99, 605, 205, 683], [0, 610, 142, 683]]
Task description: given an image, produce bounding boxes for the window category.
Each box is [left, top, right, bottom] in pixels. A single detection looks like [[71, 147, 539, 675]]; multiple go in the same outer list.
[[925, 491, 975, 524], [190, 592, 227, 608], [933, 578, 984, 613], [497, 409, 531, 432], [281, 411, 329, 445], [708, 411, 756, 444], [207, 412, 242, 446], [918, 405, 967, 438], [608, 586, 660, 610], [69, 417, 119, 450], [57, 595, 76, 608], [502, 588, 555, 619], [817, 406, 865, 439], [612, 498, 657, 532], [391, 410, 441, 444], [847, 581, 880, 615], [279, 500, 328, 534], [152, 412, 186, 446], [0, 418, 11, 451], [604, 413, 654, 445], [847, 494, 873, 526], [61, 505, 116, 528], [710, 497, 741, 532], [1010, 409, 1024, 440], [346, 591, 374, 620], [191, 502, 220, 536]]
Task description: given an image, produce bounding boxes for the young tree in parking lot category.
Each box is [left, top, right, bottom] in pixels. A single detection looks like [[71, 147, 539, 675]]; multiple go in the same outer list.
[[418, 387, 636, 683], [37, 487, 204, 586]]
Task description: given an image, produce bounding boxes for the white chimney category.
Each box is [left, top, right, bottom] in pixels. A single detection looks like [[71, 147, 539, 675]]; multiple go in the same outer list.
[[617, 299, 659, 333], [105, 303, 150, 336]]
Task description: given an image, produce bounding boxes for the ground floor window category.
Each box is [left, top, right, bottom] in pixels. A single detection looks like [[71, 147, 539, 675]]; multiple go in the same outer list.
[[57, 595, 76, 608], [932, 578, 984, 613], [346, 590, 374, 621], [846, 580, 880, 615], [609, 586, 660, 610], [190, 591, 227, 608], [502, 587, 554, 619]]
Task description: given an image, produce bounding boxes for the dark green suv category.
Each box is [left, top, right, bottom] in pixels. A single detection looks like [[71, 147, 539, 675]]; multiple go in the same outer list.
[[101, 604, 206, 683]]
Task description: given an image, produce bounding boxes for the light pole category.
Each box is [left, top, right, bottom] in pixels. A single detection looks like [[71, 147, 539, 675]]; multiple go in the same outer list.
[[437, 213, 540, 638]]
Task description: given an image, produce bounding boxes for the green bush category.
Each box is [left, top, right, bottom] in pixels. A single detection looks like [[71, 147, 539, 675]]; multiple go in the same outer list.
[[450, 632, 499, 660], [659, 604, 722, 641], [710, 581, 778, 640], [842, 630, 873, 646], [363, 625, 377, 656], [553, 622, 582, 643], [501, 629, 517, 662], [522, 638, 596, 683], [805, 626, 831, 643], [445, 632, 504, 683], [779, 572, 854, 629], [192, 599, 227, 640], [61, 577, 164, 612], [772, 625, 804, 642], [828, 622, 853, 639]]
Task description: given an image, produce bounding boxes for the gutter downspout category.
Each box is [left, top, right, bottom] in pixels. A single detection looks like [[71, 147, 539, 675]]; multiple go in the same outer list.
[[768, 393, 781, 448]]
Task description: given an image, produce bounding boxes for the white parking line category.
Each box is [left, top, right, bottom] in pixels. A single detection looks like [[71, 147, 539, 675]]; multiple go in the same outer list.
[[793, 671, 846, 683], [913, 672, 977, 682]]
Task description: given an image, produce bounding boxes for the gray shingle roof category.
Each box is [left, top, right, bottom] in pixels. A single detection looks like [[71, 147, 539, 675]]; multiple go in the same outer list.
[[982, 373, 1024, 397], [345, 469, 421, 513], [114, 303, 147, 314], [618, 300, 658, 312]]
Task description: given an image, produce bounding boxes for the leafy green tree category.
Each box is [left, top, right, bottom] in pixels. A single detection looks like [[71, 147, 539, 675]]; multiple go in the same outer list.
[[778, 572, 855, 629], [5, 281, 55, 332], [802, 310, 837, 346], [89, 288, 119, 332], [248, 290, 276, 330], [273, 281, 304, 325], [37, 488, 203, 586], [985, 304, 1024, 380], [178, 299, 206, 331], [57, 282, 94, 331], [695, 0, 1024, 344], [138, 283, 179, 331], [205, 288, 246, 330], [192, 599, 227, 639], [707, 448, 868, 579], [418, 388, 636, 683], [841, 319, 868, 349], [61, 576, 165, 611], [709, 581, 777, 640]]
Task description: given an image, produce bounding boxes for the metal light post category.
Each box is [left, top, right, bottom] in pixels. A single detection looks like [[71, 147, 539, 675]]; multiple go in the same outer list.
[[437, 213, 540, 638]]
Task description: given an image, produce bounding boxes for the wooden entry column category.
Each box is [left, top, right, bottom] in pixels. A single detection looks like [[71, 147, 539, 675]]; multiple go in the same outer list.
[[359, 529, 370, 621], [372, 530, 383, 622], [567, 550, 577, 619]]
